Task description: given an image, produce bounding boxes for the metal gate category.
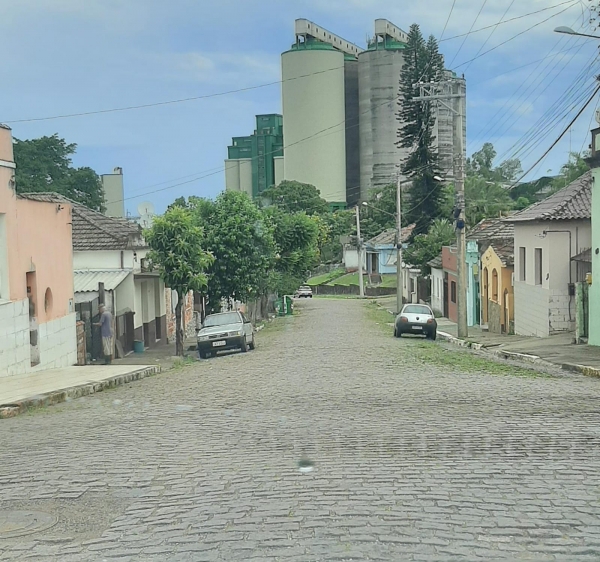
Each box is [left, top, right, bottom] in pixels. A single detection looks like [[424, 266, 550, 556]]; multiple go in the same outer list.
[[75, 298, 102, 362]]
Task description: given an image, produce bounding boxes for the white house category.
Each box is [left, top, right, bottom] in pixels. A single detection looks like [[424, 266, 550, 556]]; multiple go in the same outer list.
[[508, 172, 591, 337], [428, 254, 444, 314]]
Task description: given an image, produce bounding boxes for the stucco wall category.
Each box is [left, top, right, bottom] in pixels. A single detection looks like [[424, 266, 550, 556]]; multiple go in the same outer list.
[[0, 300, 30, 376], [514, 281, 550, 337], [430, 268, 444, 314], [31, 313, 77, 372]]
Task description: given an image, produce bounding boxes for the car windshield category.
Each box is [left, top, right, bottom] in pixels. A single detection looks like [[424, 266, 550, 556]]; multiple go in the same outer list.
[[300, 286, 311, 290], [403, 305, 431, 315], [203, 312, 241, 327]]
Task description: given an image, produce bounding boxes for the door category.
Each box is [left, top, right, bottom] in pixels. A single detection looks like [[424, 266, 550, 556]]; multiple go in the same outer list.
[[443, 273, 449, 318]]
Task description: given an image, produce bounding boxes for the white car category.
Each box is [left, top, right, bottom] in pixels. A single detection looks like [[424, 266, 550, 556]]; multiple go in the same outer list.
[[394, 304, 437, 340], [197, 311, 255, 359], [295, 285, 313, 298]]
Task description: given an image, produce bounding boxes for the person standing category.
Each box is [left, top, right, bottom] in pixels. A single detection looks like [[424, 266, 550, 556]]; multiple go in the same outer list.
[[95, 304, 114, 364]]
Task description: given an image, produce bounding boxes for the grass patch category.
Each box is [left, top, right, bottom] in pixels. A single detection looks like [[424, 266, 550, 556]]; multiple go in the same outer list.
[[329, 272, 359, 286], [307, 268, 346, 286], [172, 356, 196, 370], [364, 301, 549, 378]]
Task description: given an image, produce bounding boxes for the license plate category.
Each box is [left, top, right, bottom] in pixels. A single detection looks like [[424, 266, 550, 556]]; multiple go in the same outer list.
[[412, 326, 423, 331], [212, 341, 226, 347]]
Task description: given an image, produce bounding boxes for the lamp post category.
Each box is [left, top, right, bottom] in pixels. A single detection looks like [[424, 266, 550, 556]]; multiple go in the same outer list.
[[363, 174, 443, 314], [554, 26, 600, 39]]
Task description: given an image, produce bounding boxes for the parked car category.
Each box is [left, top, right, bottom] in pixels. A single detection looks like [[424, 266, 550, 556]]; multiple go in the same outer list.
[[295, 285, 313, 298], [197, 311, 255, 359], [394, 304, 437, 340]]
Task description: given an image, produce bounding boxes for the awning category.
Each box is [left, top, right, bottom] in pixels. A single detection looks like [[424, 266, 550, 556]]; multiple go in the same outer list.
[[571, 248, 591, 263], [74, 269, 131, 293]]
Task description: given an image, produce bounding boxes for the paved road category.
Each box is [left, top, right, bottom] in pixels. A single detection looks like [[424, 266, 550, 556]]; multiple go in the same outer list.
[[1, 299, 600, 561]]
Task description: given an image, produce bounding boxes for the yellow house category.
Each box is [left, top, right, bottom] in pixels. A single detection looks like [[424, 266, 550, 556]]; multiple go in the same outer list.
[[480, 241, 514, 334]]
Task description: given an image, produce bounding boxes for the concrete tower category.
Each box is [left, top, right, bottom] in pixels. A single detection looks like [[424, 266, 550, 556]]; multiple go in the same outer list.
[[281, 19, 362, 208]]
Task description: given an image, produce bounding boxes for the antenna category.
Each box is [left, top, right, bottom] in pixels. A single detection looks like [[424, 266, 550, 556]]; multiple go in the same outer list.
[[137, 201, 156, 229]]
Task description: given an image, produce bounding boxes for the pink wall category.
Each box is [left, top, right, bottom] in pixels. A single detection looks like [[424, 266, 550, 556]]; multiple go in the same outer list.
[[0, 125, 74, 324]]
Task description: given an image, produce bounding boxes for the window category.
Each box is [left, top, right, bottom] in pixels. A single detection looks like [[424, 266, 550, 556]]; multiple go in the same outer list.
[[451, 281, 457, 303], [44, 288, 53, 314], [492, 269, 499, 301], [519, 247, 526, 281], [535, 248, 543, 285]]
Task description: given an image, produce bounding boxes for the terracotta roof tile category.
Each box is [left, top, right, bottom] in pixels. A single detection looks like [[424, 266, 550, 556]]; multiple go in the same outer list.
[[467, 217, 514, 241], [18, 192, 145, 251], [366, 224, 415, 246]]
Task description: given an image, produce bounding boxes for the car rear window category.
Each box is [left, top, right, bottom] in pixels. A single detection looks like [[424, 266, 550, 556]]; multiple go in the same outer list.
[[203, 312, 241, 327], [403, 305, 431, 315]]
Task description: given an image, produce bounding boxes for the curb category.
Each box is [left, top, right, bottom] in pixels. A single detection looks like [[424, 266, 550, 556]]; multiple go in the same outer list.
[[0, 365, 161, 419]]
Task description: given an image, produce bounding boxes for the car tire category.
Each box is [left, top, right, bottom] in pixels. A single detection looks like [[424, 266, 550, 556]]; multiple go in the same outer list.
[[240, 340, 248, 353], [249, 335, 256, 350], [394, 328, 401, 338], [428, 331, 437, 341], [199, 350, 207, 359]]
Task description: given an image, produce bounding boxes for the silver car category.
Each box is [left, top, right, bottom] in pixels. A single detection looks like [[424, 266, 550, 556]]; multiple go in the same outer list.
[[197, 311, 255, 359], [394, 304, 437, 340]]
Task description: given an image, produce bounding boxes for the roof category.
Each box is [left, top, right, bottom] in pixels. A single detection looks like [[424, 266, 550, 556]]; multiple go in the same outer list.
[[467, 217, 514, 242], [366, 224, 416, 247], [74, 269, 132, 293], [507, 171, 591, 222], [19, 192, 145, 251], [572, 248, 592, 263], [489, 241, 514, 267], [427, 254, 443, 269]]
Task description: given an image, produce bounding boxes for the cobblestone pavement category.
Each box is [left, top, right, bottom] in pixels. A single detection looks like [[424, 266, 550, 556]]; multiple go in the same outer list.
[[1, 298, 600, 561]]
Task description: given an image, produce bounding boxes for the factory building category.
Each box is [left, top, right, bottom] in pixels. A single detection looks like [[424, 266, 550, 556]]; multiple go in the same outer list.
[[225, 19, 466, 207]]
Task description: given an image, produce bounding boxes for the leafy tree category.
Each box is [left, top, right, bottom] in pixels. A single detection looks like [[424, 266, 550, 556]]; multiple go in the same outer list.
[[397, 25, 445, 236], [464, 177, 514, 226], [316, 209, 355, 264], [466, 143, 522, 183], [260, 180, 329, 215], [549, 152, 589, 194], [359, 184, 397, 241], [145, 207, 213, 355], [403, 219, 455, 274], [202, 191, 276, 310], [509, 175, 553, 205], [515, 197, 531, 210], [168, 196, 189, 210], [13, 134, 105, 212]]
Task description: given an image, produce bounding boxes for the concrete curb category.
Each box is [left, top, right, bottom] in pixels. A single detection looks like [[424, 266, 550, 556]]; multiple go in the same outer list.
[[0, 365, 161, 419]]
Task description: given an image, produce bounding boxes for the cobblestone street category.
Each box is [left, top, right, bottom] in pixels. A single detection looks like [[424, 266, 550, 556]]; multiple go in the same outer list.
[[1, 298, 600, 561]]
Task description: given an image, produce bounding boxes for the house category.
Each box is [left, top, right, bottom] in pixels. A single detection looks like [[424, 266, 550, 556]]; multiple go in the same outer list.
[[441, 246, 458, 322], [428, 254, 444, 315], [0, 125, 77, 375], [507, 172, 591, 337], [364, 224, 415, 282], [23, 194, 169, 359], [467, 218, 515, 331]]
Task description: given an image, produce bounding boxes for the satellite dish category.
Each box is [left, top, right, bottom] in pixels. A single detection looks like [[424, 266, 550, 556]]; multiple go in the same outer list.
[[137, 201, 155, 217], [595, 109, 600, 126]]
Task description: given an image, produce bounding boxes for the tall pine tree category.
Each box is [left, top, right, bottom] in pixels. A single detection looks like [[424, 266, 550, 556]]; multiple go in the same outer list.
[[397, 25, 445, 236]]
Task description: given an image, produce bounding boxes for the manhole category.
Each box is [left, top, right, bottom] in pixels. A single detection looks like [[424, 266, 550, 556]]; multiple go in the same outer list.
[[0, 511, 58, 539]]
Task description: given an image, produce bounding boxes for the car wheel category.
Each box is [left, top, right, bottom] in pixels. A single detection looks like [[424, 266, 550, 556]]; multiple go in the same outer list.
[[249, 335, 256, 350], [199, 350, 207, 359], [428, 331, 437, 341], [394, 328, 401, 338], [240, 340, 248, 353]]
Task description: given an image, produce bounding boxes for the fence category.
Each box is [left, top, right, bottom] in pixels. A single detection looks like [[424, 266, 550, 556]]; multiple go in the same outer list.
[[312, 284, 397, 297]]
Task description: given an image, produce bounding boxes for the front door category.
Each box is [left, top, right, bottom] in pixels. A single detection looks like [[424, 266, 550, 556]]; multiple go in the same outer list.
[[443, 273, 449, 318]]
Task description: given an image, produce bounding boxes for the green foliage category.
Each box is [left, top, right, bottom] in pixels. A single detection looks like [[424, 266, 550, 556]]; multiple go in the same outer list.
[[307, 268, 346, 286], [515, 197, 531, 210], [509, 176, 553, 204], [398, 26, 445, 236], [145, 206, 213, 355], [464, 176, 514, 226], [359, 184, 397, 241], [202, 191, 276, 308], [466, 143, 523, 183], [13, 134, 105, 212], [318, 209, 355, 263], [403, 219, 455, 274], [549, 152, 589, 194], [260, 180, 329, 215]]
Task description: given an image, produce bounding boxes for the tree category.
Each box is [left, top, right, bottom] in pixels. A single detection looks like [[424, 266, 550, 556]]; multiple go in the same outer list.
[[13, 134, 105, 212], [359, 184, 397, 240], [464, 177, 514, 226], [316, 209, 355, 264], [202, 191, 276, 310], [466, 143, 522, 183], [145, 207, 213, 356], [397, 25, 445, 236], [549, 152, 589, 194], [260, 180, 329, 215], [403, 219, 455, 274]]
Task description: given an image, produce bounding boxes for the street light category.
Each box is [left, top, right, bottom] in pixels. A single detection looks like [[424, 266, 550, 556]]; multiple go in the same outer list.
[[554, 26, 600, 39]]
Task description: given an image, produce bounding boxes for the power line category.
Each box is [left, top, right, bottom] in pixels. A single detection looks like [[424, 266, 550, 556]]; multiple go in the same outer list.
[[508, 82, 600, 189], [448, 0, 489, 67], [440, 0, 458, 42]]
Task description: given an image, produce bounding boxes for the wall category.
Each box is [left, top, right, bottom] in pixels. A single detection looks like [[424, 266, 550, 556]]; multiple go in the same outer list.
[[376, 246, 397, 275], [442, 246, 458, 322], [73, 250, 135, 270], [514, 281, 550, 337], [514, 220, 588, 335], [0, 300, 29, 375], [224, 158, 253, 197], [101, 171, 124, 218], [343, 246, 366, 271], [273, 156, 285, 186], [281, 49, 347, 203], [430, 268, 444, 314], [480, 245, 514, 333], [344, 58, 360, 206], [32, 313, 77, 371], [590, 168, 600, 345], [488, 301, 502, 335], [165, 289, 195, 341]]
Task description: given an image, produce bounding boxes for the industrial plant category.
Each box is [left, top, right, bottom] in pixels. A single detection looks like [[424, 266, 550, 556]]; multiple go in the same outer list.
[[225, 18, 467, 208]]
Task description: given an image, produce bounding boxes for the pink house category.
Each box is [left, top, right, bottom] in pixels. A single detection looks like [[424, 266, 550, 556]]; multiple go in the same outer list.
[[0, 124, 77, 375]]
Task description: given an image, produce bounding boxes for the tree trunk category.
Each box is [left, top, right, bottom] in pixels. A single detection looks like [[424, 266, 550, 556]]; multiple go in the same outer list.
[[175, 296, 184, 356]]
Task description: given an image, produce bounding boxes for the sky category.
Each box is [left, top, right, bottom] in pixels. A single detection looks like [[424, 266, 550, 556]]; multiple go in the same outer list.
[[0, 0, 598, 214]]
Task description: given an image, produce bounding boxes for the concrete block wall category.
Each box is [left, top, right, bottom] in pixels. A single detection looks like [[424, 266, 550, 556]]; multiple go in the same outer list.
[[548, 290, 575, 333], [31, 313, 77, 372], [514, 282, 550, 337], [0, 299, 31, 376]]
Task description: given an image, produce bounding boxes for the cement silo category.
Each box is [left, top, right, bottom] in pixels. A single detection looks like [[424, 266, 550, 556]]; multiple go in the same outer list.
[[358, 19, 410, 201], [282, 20, 362, 206]]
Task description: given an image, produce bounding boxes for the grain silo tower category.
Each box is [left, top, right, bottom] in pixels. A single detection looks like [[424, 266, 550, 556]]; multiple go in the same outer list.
[[358, 19, 410, 201], [281, 19, 362, 208]]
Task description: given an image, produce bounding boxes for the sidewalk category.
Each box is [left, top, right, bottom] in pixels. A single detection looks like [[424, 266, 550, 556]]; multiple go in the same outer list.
[[112, 335, 198, 371], [0, 364, 160, 419], [377, 296, 600, 378]]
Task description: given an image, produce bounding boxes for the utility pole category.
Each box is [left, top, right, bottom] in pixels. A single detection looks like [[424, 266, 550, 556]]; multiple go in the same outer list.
[[413, 76, 468, 336], [396, 172, 403, 314], [355, 206, 365, 298]]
